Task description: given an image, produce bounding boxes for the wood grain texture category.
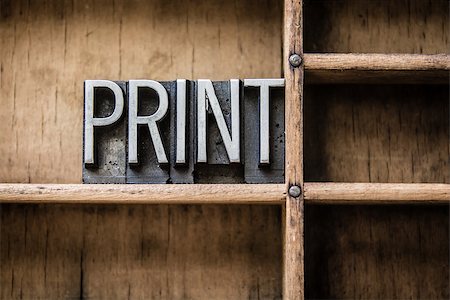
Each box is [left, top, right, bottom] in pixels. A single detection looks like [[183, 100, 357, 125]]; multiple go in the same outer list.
[[1, 182, 447, 205], [283, 0, 304, 299], [304, 83, 449, 298], [305, 54, 450, 71], [0, 0, 282, 183], [304, 183, 450, 204], [304, 53, 450, 84], [0, 184, 285, 204], [305, 204, 449, 300], [303, 2, 449, 297], [0, 204, 282, 299], [0, 1, 284, 299], [304, 85, 449, 183], [304, 0, 449, 54]]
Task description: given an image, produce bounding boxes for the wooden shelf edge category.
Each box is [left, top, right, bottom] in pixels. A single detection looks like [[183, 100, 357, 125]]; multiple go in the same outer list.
[[0, 184, 286, 205], [305, 53, 450, 71], [1, 183, 448, 205], [304, 182, 450, 204], [304, 53, 450, 84]]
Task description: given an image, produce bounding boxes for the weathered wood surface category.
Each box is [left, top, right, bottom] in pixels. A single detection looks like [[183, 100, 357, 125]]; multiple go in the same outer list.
[[0, 0, 282, 183], [305, 54, 450, 71], [304, 53, 450, 84], [0, 0, 284, 299], [303, 1, 449, 298], [0, 184, 285, 204], [304, 85, 449, 183], [304, 183, 450, 204], [1, 183, 448, 205], [305, 204, 449, 299], [0, 204, 282, 299], [283, 0, 304, 299], [1, 0, 449, 299], [304, 86, 449, 298], [304, 0, 449, 54]]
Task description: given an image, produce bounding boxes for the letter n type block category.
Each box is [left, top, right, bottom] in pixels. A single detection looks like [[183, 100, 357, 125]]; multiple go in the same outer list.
[[127, 80, 171, 183], [243, 79, 285, 183], [195, 80, 244, 183], [83, 80, 127, 183]]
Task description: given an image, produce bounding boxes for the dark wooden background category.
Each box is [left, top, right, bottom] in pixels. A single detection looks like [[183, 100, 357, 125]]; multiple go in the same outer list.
[[0, 0, 449, 299]]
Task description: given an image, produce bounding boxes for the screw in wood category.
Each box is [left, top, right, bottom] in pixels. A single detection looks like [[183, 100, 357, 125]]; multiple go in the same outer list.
[[288, 54, 302, 67], [288, 185, 302, 198]]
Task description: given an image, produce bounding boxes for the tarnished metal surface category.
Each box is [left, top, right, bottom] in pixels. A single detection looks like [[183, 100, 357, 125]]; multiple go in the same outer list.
[[288, 185, 302, 198], [175, 79, 187, 165], [244, 79, 285, 183], [126, 81, 171, 183], [170, 80, 194, 183], [128, 80, 169, 165], [84, 80, 125, 165], [244, 79, 284, 164], [196, 79, 240, 163], [289, 53, 302, 67], [194, 80, 244, 183], [82, 79, 285, 184], [83, 81, 127, 183]]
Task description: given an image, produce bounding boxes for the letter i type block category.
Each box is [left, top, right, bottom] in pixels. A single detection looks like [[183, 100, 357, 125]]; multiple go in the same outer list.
[[169, 80, 194, 183]]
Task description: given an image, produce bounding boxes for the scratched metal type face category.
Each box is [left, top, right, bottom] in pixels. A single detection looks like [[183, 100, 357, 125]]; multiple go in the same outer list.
[[82, 79, 285, 184]]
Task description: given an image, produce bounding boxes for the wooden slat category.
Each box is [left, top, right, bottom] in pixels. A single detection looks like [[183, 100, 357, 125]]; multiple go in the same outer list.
[[0, 184, 285, 204], [304, 183, 450, 204], [305, 53, 450, 70], [1, 183, 447, 205], [283, 0, 304, 299], [304, 53, 450, 84]]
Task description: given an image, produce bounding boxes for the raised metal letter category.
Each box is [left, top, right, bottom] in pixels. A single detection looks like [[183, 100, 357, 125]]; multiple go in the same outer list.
[[84, 80, 124, 165], [128, 80, 169, 164], [176, 79, 187, 164], [197, 79, 240, 163], [244, 79, 284, 164]]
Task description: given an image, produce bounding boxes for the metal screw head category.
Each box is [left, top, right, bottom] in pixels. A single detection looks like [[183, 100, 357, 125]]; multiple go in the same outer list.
[[289, 54, 302, 67], [288, 185, 302, 198]]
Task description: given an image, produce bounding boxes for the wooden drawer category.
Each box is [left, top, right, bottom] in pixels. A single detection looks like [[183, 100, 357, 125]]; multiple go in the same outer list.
[[0, 0, 448, 299]]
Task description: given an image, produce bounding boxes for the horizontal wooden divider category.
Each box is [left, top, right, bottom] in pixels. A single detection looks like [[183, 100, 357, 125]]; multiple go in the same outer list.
[[304, 182, 450, 204], [0, 184, 285, 204], [0, 183, 448, 204], [304, 53, 450, 84]]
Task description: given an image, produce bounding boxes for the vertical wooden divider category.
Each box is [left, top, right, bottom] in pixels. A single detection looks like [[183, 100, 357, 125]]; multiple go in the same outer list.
[[283, 0, 304, 299]]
